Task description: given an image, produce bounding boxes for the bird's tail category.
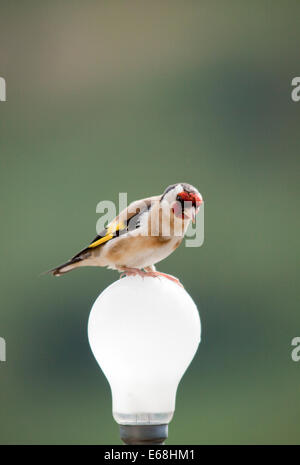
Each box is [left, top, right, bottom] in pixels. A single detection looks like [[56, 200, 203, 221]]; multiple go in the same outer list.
[[45, 257, 84, 276]]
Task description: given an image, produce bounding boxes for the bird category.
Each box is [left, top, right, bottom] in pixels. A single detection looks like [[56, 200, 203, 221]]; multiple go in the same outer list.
[[48, 183, 203, 286]]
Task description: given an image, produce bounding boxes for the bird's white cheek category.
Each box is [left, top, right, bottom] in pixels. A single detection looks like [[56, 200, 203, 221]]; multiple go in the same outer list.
[[172, 202, 182, 219]]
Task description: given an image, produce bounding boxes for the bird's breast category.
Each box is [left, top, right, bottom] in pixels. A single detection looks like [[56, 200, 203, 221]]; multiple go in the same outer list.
[[102, 234, 183, 269]]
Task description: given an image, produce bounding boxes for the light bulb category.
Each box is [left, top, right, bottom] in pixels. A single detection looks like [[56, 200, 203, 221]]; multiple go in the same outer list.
[[88, 276, 201, 443]]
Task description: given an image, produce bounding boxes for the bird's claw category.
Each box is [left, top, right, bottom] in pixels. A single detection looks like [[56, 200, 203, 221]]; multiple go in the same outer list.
[[119, 268, 183, 287], [153, 272, 183, 287]]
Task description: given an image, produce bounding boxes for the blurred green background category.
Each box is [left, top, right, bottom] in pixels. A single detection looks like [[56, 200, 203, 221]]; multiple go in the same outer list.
[[0, 0, 299, 444]]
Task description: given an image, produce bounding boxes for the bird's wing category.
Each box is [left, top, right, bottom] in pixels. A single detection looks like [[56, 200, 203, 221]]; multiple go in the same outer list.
[[48, 195, 160, 275], [87, 195, 160, 250]]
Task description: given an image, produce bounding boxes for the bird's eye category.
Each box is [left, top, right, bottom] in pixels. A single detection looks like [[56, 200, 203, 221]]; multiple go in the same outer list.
[[176, 194, 185, 204]]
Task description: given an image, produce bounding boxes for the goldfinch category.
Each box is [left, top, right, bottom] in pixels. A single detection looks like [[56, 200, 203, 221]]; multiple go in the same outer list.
[[49, 183, 203, 285]]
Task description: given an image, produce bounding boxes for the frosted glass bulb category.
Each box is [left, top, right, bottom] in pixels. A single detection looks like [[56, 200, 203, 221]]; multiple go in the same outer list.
[[88, 276, 201, 426]]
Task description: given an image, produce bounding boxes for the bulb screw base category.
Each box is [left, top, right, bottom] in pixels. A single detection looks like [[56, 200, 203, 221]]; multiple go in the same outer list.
[[119, 424, 168, 445]]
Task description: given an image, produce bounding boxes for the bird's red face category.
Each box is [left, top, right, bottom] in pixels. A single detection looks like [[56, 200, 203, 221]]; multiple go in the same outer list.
[[172, 191, 203, 223]]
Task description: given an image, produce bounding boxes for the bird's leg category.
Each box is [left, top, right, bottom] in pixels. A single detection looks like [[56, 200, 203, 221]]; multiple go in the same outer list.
[[118, 266, 183, 287], [144, 266, 183, 287], [118, 266, 148, 279]]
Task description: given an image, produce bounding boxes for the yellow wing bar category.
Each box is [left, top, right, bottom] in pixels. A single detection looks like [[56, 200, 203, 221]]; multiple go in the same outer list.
[[107, 221, 125, 235], [88, 233, 114, 248], [88, 221, 126, 249]]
